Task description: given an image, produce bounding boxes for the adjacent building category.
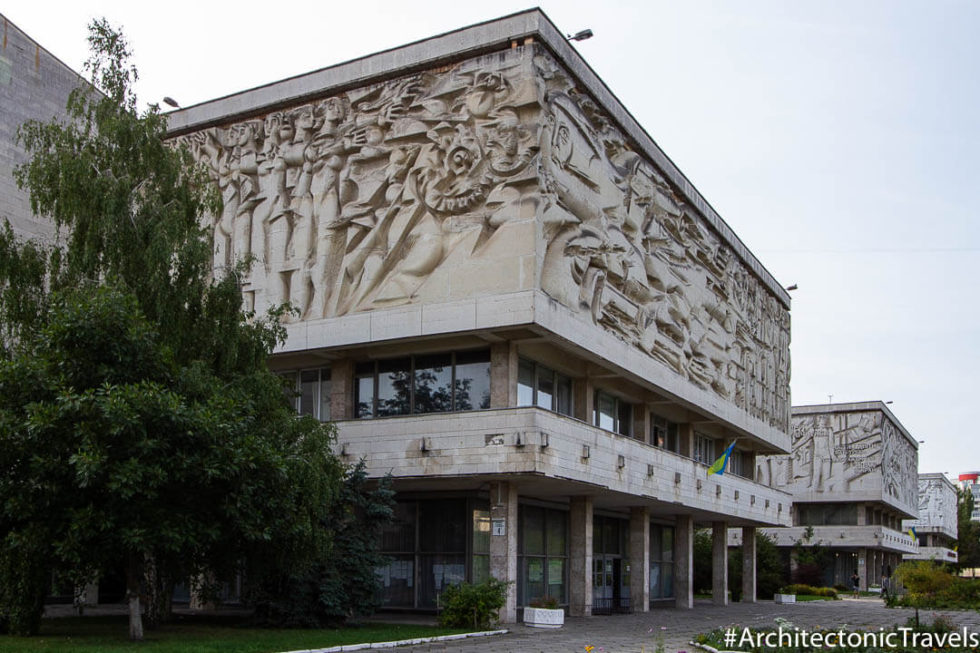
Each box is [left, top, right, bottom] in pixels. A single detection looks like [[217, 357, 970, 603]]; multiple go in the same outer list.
[[903, 473, 957, 565], [958, 472, 980, 522], [166, 9, 794, 621], [745, 402, 918, 590]]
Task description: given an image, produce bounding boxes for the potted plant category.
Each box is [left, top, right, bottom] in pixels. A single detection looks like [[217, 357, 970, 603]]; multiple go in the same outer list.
[[774, 586, 797, 604], [523, 596, 564, 628]]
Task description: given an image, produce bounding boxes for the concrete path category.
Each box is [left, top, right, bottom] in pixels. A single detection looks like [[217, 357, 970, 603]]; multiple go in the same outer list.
[[393, 598, 980, 653]]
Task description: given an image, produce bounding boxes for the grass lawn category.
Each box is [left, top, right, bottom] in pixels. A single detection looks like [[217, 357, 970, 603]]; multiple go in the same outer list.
[[795, 594, 839, 602], [0, 615, 474, 653]]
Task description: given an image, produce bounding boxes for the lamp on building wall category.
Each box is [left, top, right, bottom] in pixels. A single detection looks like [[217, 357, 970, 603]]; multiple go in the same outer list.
[[566, 29, 594, 41], [162, 96, 180, 108]]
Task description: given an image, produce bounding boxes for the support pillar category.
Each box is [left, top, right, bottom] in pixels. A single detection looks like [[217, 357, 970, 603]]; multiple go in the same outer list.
[[329, 359, 354, 420], [490, 342, 518, 408], [858, 548, 869, 592], [489, 481, 518, 623], [742, 526, 756, 603], [675, 514, 694, 609], [569, 496, 593, 616], [629, 507, 650, 612], [712, 521, 728, 605]]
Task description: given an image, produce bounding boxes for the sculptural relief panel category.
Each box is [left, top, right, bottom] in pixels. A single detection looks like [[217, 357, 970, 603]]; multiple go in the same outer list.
[[532, 52, 791, 431], [760, 410, 917, 513], [178, 49, 542, 319], [908, 476, 957, 536], [177, 44, 790, 432]]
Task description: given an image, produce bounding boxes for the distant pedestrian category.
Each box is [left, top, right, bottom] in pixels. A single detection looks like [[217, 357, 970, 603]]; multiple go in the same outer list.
[[851, 572, 860, 598]]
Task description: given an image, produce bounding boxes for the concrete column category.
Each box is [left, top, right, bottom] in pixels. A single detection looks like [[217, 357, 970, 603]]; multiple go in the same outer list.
[[330, 359, 354, 420], [858, 548, 869, 591], [674, 514, 694, 609], [712, 521, 728, 605], [678, 423, 695, 458], [569, 496, 593, 617], [490, 342, 518, 408], [629, 507, 650, 612], [573, 378, 593, 424], [856, 503, 867, 526], [489, 481, 518, 623], [636, 406, 650, 443], [741, 526, 756, 603]]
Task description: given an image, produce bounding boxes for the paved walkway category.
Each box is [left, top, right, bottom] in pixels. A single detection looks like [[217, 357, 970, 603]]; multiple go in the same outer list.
[[392, 598, 980, 653]]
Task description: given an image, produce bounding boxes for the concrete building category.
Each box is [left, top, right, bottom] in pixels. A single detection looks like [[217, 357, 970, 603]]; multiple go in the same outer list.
[[903, 473, 957, 565], [957, 472, 980, 522], [165, 9, 794, 620], [0, 13, 82, 243], [742, 402, 918, 590]]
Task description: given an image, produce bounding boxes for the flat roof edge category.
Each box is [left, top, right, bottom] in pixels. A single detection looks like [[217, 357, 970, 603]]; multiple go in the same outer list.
[[792, 401, 919, 450], [164, 7, 790, 307]]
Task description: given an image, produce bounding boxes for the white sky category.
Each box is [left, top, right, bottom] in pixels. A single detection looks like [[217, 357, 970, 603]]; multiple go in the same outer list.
[[6, 0, 979, 481]]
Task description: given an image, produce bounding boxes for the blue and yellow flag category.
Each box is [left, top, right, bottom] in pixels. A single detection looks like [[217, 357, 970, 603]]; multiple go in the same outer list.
[[707, 441, 737, 476], [908, 526, 918, 540]]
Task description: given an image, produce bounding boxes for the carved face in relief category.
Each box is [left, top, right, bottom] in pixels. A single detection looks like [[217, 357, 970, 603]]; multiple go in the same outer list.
[[483, 109, 535, 176]]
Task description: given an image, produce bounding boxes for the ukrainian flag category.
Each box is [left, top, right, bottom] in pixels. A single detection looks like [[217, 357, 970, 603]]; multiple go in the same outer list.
[[908, 526, 918, 541], [707, 441, 737, 476]]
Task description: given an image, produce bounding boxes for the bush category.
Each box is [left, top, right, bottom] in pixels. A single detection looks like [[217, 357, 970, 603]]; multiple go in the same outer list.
[[779, 583, 837, 597], [438, 579, 508, 630]]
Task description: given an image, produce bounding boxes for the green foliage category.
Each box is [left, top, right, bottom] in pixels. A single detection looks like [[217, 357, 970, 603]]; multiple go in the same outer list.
[[250, 463, 394, 628], [0, 615, 470, 652], [528, 596, 559, 609], [695, 530, 786, 600], [956, 487, 980, 571], [778, 584, 838, 597], [0, 18, 383, 638], [889, 560, 980, 609], [437, 579, 508, 630], [790, 525, 832, 586]]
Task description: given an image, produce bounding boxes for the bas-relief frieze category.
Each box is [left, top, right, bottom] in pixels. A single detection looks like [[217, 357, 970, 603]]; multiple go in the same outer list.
[[178, 45, 790, 432], [179, 51, 542, 319], [911, 477, 957, 535], [760, 411, 917, 511], [532, 53, 790, 431]]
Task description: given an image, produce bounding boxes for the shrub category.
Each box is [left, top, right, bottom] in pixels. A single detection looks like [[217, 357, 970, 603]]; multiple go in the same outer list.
[[528, 596, 559, 609], [438, 579, 509, 630], [779, 583, 837, 597]]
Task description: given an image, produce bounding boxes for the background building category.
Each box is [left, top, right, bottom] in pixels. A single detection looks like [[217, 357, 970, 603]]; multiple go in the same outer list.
[[751, 401, 918, 590], [166, 9, 794, 621], [958, 472, 980, 522], [903, 473, 957, 565]]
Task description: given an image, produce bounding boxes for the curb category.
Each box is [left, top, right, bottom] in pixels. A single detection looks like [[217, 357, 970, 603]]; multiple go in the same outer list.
[[280, 629, 509, 652]]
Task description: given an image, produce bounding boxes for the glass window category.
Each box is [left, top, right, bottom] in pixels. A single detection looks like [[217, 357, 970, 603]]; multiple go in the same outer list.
[[279, 372, 299, 410], [377, 358, 412, 417], [695, 433, 715, 465], [414, 354, 453, 414], [517, 359, 535, 406], [536, 366, 555, 410], [319, 370, 331, 421], [419, 499, 466, 552], [472, 507, 490, 555], [523, 506, 545, 555], [454, 350, 491, 410], [299, 370, 318, 417], [651, 414, 679, 452], [556, 375, 572, 416], [596, 392, 617, 432], [376, 555, 415, 607], [355, 362, 375, 418], [617, 401, 633, 437], [382, 502, 417, 552], [547, 511, 567, 557]]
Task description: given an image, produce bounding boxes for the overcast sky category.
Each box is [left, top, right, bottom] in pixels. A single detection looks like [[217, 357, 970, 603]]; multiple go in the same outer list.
[[6, 0, 978, 481]]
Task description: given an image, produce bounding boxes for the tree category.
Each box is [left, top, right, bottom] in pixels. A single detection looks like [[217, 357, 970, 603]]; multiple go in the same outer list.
[[1, 19, 382, 639], [956, 487, 980, 571]]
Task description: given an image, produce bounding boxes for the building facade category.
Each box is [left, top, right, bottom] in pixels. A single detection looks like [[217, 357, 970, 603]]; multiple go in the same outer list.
[[903, 473, 957, 565], [958, 472, 980, 522], [748, 402, 918, 590], [0, 13, 82, 243], [166, 10, 795, 621]]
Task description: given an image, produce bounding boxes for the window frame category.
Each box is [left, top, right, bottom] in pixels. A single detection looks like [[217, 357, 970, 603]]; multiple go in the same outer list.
[[594, 390, 633, 437], [516, 358, 574, 417]]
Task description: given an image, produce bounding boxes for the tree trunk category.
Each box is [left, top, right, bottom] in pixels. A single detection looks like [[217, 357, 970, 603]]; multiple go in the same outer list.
[[143, 554, 174, 628], [126, 552, 144, 641]]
